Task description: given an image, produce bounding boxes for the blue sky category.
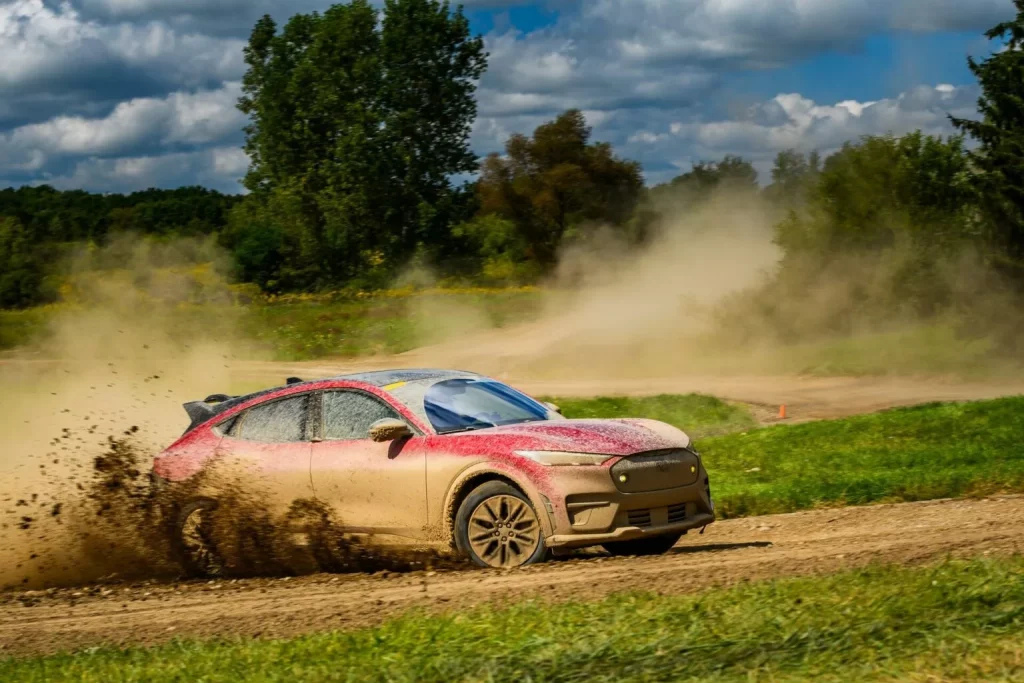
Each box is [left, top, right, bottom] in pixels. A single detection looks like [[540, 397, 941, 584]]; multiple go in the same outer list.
[[0, 0, 1012, 193]]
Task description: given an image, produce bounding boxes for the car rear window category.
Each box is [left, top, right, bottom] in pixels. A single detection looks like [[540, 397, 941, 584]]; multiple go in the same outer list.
[[236, 395, 309, 443]]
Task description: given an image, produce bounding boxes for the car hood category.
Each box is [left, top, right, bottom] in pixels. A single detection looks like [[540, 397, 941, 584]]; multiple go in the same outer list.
[[454, 418, 691, 456]]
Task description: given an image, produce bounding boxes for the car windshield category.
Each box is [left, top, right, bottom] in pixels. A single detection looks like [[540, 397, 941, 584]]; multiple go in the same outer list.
[[424, 379, 551, 434]]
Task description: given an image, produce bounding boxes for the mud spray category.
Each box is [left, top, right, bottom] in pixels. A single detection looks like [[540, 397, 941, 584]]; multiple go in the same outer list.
[[0, 238, 447, 590]]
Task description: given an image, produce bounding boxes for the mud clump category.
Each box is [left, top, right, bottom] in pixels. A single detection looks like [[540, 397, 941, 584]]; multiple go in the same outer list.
[[3, 434, 458, 589]]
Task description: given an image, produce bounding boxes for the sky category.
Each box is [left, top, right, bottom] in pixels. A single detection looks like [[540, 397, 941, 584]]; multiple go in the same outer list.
[[0, 0, 1012, 193]]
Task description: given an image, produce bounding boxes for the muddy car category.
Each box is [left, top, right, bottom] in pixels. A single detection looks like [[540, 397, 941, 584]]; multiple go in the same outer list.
[[154, 370, 715, 572]]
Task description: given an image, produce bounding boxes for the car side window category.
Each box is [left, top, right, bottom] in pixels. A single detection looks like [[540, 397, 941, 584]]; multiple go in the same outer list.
[[323, 391, 401, 441], [236, 395, 310, 443]]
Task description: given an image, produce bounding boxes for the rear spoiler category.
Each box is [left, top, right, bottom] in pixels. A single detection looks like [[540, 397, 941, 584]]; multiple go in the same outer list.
[[183, 401, 217, 433], [181, 378, 303, 434]]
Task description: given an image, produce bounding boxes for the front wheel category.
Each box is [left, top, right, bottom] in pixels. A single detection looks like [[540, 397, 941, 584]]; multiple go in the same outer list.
[[603, 532, 683, 557], [455, 482, 548, 568]]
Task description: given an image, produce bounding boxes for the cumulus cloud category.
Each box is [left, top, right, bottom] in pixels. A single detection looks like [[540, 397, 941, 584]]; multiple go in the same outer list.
[[619, 84, 980, 183], [478, 0, 1010, 118], [0, 83, 245, 180], [0, 1, 243, 117], [41, 146, 249, 193], [0, 0, 1011, 192]]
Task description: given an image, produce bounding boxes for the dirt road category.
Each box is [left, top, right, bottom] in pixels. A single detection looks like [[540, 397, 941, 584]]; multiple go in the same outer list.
[[2, 495, 1021, 656]]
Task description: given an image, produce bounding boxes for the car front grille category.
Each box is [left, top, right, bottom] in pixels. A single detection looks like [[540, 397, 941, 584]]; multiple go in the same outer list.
[[627, 509, 652, 527], [611, 449, 701, 493]]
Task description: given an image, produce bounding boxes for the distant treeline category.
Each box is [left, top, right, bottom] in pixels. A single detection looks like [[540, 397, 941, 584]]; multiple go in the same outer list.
[[2, 0, 1024, 331]]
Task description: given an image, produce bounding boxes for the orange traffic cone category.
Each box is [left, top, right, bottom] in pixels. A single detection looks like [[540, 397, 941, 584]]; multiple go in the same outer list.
[[779, 404, 787, 419]]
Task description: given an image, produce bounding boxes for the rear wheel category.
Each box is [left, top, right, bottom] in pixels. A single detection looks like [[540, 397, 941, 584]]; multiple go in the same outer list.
[[173, 498, 225, 578], [455, 482, 548, 568], [603, 532, 683, 557]]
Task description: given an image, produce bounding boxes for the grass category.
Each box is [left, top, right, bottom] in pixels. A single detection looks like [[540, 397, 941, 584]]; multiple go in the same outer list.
[[701, 396, 1024, 518], [556, 393, 1024, 519], [240, 288, 543, 360], [4, 557, 1024, 680], [0, 288, 546, 359], [549, 393, 758, 439], [0, 307, 53, 352]]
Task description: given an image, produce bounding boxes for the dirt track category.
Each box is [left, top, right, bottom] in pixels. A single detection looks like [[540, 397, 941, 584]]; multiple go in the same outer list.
[[2, 495, 1022, 656]]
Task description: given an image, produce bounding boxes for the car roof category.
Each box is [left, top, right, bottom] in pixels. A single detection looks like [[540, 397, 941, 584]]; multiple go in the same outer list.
[[184, 369, 483, 432], [333, 368, 479, 387]]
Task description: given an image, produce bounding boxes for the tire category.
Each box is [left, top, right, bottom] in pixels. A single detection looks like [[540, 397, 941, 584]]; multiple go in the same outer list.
[[172, 498, 225, 578], [455, 481, 549, 569], [602, 532, 683, 557]]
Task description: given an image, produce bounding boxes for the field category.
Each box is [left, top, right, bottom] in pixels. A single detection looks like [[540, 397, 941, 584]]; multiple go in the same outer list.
[[3, 288, 1022, 380], [555, 394, 1024, 518], [5, 556, 1023, 681]]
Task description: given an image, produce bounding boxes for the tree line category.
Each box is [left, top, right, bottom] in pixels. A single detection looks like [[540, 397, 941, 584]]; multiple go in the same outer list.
[[1, 0, 1024, 316]]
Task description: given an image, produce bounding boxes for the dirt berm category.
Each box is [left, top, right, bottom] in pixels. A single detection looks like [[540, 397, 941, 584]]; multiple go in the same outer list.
[[1, 495, 1021, 656]]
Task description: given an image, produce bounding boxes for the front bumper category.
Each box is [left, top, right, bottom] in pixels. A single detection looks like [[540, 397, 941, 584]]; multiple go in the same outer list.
[[541, 461, 715, 549]]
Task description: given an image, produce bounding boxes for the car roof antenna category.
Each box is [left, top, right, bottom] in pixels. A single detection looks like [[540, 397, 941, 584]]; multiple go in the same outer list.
[[286, 377, 304, 385]]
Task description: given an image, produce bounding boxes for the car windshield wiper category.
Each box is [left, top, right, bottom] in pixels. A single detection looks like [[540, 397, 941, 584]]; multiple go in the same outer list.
[[439, 422, 495, 435]]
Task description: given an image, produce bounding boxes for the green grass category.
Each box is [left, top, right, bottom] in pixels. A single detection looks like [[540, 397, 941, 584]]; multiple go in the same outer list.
[[555, 393, 1024, 519], [240, 289, 543, 360], [0, 307, 52, 351], [701, 396, 1024, 518], [551, 394, 758, 439], [5, 557, 1024, 680], [0, 288, 546, 359]]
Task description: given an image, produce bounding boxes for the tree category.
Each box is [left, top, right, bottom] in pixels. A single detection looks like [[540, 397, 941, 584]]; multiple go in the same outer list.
[[765, 149, 820, 206], [476, 110, 644, 266], [951, 0, 1024, 280], [237, 0, 487, 288], [0, 217, 47, 308], [776, 133, 975, 256]]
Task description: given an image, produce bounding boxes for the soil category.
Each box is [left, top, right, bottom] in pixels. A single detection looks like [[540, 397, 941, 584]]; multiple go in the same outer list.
[[2, 494, 1022, 657]]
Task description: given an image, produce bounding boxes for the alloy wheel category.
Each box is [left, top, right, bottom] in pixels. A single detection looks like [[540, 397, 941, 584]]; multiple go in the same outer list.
[[467, 494, 541, 568]]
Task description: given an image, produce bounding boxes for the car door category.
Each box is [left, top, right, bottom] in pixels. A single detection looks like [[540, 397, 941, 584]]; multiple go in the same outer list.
[[310, 389, 427, 540], [213, 393, 315, 514]]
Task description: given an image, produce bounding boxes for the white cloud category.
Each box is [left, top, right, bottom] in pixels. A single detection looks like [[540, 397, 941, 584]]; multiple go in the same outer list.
[[0, 1, 244, 100], [478, 0, 1011, 117], [0, 83, 245, 176], [0, 0, 1010, 192], [41, 146, 249, 193], [620, 84, 980, 183]]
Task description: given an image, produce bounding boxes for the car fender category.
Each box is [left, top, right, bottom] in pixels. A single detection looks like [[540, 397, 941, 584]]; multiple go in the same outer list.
[[442, 461, 556, 542]]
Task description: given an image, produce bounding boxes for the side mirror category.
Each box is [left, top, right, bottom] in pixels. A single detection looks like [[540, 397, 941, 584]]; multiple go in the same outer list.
[[544, 402, 562, 415], [369, 418, 413, 443]]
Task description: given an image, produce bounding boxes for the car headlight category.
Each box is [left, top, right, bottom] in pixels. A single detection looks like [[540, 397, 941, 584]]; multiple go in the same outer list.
[[515, 450, 613, 466]]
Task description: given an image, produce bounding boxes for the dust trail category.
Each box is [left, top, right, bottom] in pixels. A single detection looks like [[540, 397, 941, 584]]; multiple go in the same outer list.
[[404, 188, 1024, 381], [0, 237, 245, 587], [410, 191, 782, 379]]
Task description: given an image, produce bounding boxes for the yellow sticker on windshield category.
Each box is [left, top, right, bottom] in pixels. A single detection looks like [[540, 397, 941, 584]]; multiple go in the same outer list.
[[383, 381, 408, 391]]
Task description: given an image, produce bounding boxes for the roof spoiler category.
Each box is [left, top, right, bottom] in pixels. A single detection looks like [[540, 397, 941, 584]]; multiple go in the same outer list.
[[184, 401, 216, 428]]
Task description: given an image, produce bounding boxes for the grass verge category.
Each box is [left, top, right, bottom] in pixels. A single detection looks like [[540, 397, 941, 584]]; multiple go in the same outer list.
[[557, 394, 1024, 519], [4, 557, 1023, 680], [701, 396, 1024, 518]]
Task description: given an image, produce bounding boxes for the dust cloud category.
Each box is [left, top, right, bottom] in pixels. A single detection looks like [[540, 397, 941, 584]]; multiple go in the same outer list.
[[409, 190, 1024, 381], [0, 236, 458, 589], [410, 191, 785, 379], [0, 237, 246, 587]]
